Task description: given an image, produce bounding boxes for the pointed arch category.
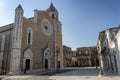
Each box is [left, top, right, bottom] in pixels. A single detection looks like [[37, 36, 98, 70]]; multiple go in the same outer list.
[[23, 48, 33, 70], [43, 48, 51, 69], [27, 27, 33, 45]]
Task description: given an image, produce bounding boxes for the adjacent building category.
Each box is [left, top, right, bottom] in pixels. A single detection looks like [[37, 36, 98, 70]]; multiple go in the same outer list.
[[71, 51, 78, 67], [0, 3, 63, 74], [63, 45, 72, 67], [97, 25, 120, 74], [77, 46, 99, 67]]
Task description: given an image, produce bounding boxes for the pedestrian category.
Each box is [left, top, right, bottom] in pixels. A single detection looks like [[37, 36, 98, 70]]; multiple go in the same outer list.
[[24, 68, 27, 74]]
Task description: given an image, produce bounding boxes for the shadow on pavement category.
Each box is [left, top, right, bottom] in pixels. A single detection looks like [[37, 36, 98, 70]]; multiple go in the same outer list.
[[25, 68, 100, 76], [38, 69, 74, 76], [54, 68, 100, 76]]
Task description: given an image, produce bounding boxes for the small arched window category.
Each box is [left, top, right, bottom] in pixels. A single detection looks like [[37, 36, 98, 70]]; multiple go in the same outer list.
[[44, 25, 48, 31], [52, 14, 55, 19], [28, 31, 31, 44], [27, 28, 33, 45]]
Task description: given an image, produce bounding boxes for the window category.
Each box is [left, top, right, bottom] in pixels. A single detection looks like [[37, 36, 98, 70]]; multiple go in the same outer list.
[[85, 50, 88, 54], [28, 31, 31, 44], [44, 25, 48, 30], [79, 51, 81, 55], [52, 14, 55, 19], [17, 17, 19, 24], [45, 53, 48, 55], [27, 28, 33, 45]]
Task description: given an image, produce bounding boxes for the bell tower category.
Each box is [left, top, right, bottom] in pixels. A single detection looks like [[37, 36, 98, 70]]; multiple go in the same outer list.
[[9, 4, 23, 74], [47, 3, 58, 20], [47, 3, 63, 69]]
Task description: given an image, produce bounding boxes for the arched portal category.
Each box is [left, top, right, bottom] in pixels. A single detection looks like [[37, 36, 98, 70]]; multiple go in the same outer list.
[[23, 48, 33, 70], [43, 48, 51, 69], [58, 54, 61, 68]]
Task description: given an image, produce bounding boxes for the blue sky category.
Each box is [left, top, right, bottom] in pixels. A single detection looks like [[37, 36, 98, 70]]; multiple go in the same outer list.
[[0, 0, 120, 50]]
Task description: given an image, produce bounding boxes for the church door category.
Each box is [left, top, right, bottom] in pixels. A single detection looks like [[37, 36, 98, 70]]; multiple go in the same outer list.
[[57, 61, 60, 68], [25, 59, 30, 70], [45, 59, 48, 69]]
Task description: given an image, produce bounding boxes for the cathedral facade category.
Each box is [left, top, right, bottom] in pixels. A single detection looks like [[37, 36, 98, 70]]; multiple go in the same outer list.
[[0, 3, 63, 74]]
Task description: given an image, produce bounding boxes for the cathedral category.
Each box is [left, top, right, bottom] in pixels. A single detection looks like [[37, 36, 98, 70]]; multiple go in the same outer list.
[[0, 3, 63, 74]]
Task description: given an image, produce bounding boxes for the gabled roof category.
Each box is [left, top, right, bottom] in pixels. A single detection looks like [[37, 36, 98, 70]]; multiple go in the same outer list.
[[15, 4, 24, 12], [0, 23, 14, 33], [17, 4, 23, 9]]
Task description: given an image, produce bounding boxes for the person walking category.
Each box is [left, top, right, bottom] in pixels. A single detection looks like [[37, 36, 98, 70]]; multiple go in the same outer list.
[[24, 67, 27, 74]]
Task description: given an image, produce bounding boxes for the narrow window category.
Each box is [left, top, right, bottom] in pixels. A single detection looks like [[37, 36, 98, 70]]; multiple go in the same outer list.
[[44, 25, 48, 30], [27, 28, 33, 45], [52, 14, 55, 19], [28, 31, 31, 44]]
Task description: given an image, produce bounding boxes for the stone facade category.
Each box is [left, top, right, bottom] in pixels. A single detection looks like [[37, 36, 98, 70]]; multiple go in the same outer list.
[[97, 25, 120, 74], [63, 45, 72, 67], [71, 51, 78, 67], [0, 3, 63, 74], [77, 46, 99, 67]]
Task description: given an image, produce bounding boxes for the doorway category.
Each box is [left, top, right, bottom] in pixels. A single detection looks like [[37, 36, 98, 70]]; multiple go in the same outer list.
[[58, 61, 60, 68], [25, 59, 30, 70], [45, 59, 48, 69]]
